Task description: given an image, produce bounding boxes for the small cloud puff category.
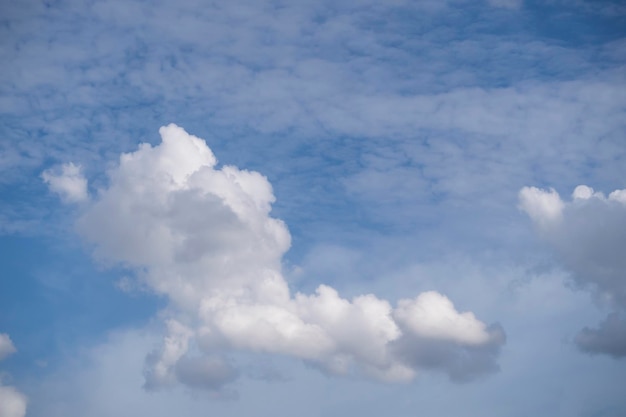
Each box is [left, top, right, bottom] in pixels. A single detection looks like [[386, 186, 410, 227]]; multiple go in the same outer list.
[[518, 186, 564, 227], [42, 162, 89, 203]]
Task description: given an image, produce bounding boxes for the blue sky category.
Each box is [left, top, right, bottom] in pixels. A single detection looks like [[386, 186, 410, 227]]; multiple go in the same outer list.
[[1, 0, 625, 416]]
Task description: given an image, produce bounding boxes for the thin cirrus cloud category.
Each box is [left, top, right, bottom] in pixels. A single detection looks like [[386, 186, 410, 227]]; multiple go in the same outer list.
[[45, 124, 507, 392], [519, 184, 626, 357]]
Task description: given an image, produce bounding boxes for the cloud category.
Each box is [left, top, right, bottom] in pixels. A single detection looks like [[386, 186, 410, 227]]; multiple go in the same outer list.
[[575, 313, 626, 358], [71, 124, 504, 391], [174, 356, 239, 391], [0, 334, 27, 417], [394, 292, 496, 345], [0, 334, 16, 361], [42, 163, 89, 203], [519, 185, 626, 357], [392, 292, 506, 382], [518, 186, 565, 227], [519, 185, 626, 307], [0, 386, 27, 417]]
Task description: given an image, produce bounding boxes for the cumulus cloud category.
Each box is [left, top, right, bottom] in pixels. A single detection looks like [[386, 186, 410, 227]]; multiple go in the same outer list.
[[73, 124, 504, 391], [0, 334, 27, 417], [519, 185, 626, 357], [0, 334, 16, 361], [42, 162, 89, 203]]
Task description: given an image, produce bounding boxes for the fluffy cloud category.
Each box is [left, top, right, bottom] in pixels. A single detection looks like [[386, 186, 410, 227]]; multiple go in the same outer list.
[[519, 185, 626, 357], [42, 163, 89, 203], [73, 124, 504, 391], [0, 334, 27, 417]]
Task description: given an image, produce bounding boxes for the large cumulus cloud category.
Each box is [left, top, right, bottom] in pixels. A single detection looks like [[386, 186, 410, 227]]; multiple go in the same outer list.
[[54, 124, 505, 392], [519, 185, 626, 357]]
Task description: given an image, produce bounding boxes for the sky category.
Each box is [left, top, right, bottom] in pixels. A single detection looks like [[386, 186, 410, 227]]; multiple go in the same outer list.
[[0, 0, 625, 416]]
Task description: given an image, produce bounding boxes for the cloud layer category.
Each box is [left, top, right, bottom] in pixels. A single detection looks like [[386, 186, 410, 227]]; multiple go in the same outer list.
[[519, 185, 626, 357], [64, 124, 505, 391]]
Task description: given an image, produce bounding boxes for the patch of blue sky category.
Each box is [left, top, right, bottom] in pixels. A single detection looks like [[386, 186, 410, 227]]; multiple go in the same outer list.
[[526, 0, 626, 43], [0, 234, 164, 374]]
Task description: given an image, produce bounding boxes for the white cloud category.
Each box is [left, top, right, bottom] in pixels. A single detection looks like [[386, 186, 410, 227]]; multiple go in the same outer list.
[[518, 186, 564, 228], [0, 385, 27, 417], [520, 185, 626, 357], [0, 334, 16, 361], [394, 291, 492, 346], [41, 162, 89, 203], [72, 124, 504, 390], [609, 189, 626, 204]]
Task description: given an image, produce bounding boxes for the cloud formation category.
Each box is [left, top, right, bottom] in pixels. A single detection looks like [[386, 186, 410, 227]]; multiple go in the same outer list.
[[68, 124, 505, 391], [519, 185, 626, 357], [0, 333, 27, 417], [42, 163, 89, 203]]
